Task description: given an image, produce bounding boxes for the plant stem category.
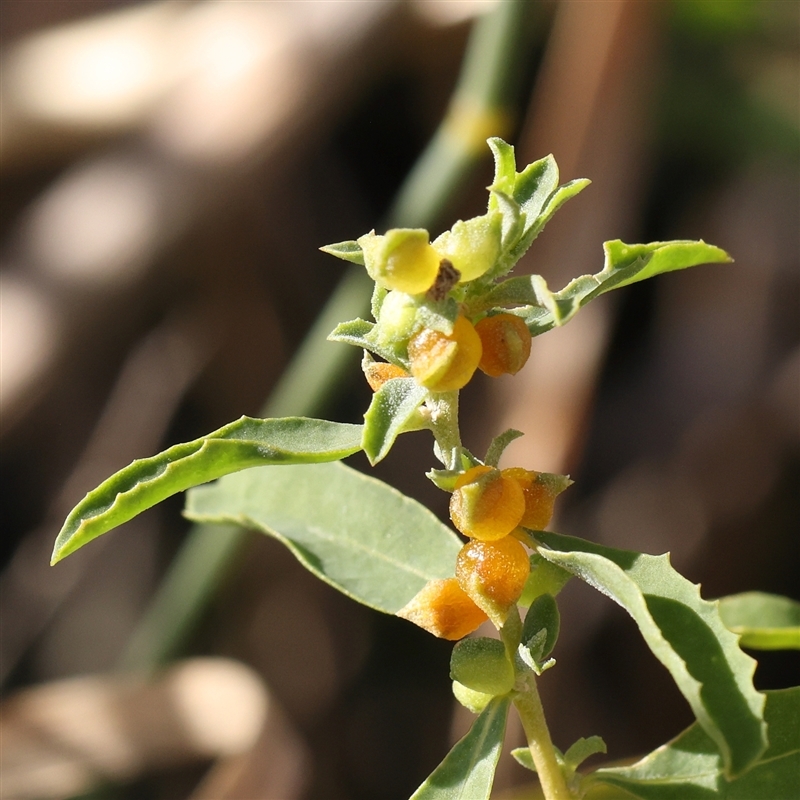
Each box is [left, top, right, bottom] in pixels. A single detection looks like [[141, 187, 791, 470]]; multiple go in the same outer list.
[[514, 679, 573, 800], [427, 392, 462, 470]]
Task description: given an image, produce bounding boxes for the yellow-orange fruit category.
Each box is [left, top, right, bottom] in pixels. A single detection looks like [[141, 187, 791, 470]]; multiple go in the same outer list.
[[360, 229, 442, 294], [450, 465, 526, 541], [408, 316, 482, 392], [503, 468, 557, 530], [396, 578, 488, 640], [475, 314, 532, 377], [363, 362, 409, 392], [456, 536, 531, 624]]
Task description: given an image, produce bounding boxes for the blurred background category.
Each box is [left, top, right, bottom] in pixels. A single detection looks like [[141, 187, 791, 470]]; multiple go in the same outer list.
[[1, 1, 797, 799]]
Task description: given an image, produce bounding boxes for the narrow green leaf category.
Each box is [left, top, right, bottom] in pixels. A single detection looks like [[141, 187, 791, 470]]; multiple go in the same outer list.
[[489, 238, 730, 338], [514, 154, 559, 222], [510, 178, 591, 262], [510, 746, 538, 773], [563, 736, 607, 771], [328, 318, 403, 365], [362, 377, 429, 465], [409, 695, 511, 800], [718, 592, 800, 651], [482, 275, 540, 307], [489, 190, 523, 253], [601, 239, 731, 291], [551, 240, 731, 322], [484, 428, 524, 467], [328, 317, 374, 343], [319, 239, 365, 265], [521, 593, 560, 661], [185, 461, 461, 614], [487, 136, 517, 197], [585, 688, 800, 800], [52, 418, 364, 564], [535, 532, 767, 778]]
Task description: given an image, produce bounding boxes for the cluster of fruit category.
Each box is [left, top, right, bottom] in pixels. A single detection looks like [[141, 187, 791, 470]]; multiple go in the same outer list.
[[359, 225, 533, 393], [333, 223, 570, 640], [399, 466, 567, 639]]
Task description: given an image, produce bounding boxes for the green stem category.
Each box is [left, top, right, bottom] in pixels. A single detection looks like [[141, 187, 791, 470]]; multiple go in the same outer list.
[[514, 680, 572, 800], [427, 392, 462, 470]]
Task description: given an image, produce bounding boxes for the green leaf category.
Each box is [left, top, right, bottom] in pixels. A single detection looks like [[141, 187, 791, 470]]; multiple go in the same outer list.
[[718, 592, 800, 651], [185, 461, 461, 614], [409, 695, 511, 800], [514, 154, 559, 217], [509, 177, 591, 263], [600, 239, 732, 291], [549, 239, 731, 324], [485, 239, 731, 338], [484, 428, 524, 467], [511, 736, 606, 775], [487, 137, 517, 197], [319, 239, 365, 265], [328, 318, 406, 365], [488, 190, 523, 254], [563, 736, 607, 771], [362, 377, 429, 465], [52, 418, 364, 564], [535, 531, 767, 778], [585, 688, 800, 800], [510, 746, 538, 773], [521, 593, 560, 662]]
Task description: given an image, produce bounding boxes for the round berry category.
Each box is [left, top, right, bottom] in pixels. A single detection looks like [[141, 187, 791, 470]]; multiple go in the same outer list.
[[503, 468, 568, 531], [450, 637, 515, 696], [456, 536, 531, 621], [475, 313, 532, 377], [359, 229, 441, 294], [363, 362, 409, 392], [449, 465, 525, 540], [396, 578, 488, 640], [408, 316, 482, 392]]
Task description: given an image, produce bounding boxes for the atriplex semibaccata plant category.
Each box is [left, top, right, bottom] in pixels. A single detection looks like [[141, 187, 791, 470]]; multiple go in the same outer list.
[[52, 138, 799, 800]]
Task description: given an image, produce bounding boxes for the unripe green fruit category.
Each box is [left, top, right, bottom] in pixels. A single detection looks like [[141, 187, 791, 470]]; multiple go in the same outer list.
[[452, 680, 493, 714], [432, 212, 502, 283], [450, 637, 515, 696], [375, 290, 419, 349]]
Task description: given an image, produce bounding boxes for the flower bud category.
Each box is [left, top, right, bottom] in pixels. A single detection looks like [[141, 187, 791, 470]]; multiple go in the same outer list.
[[358, 229, 441, 294], [456, 536, 531, 625], [408, 316, 482, 393], [363, 361, 409, 392], [432, 212, 502, 283], [450, 637, 515, 696], [503, 469, 571, 530], [396, 577, 488, 640], [449, 465, 525, 540], [475, 313, 532, 377]]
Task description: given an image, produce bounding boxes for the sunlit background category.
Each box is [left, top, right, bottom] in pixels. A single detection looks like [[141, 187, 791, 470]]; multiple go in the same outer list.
[[1, 2, 798, 799]]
